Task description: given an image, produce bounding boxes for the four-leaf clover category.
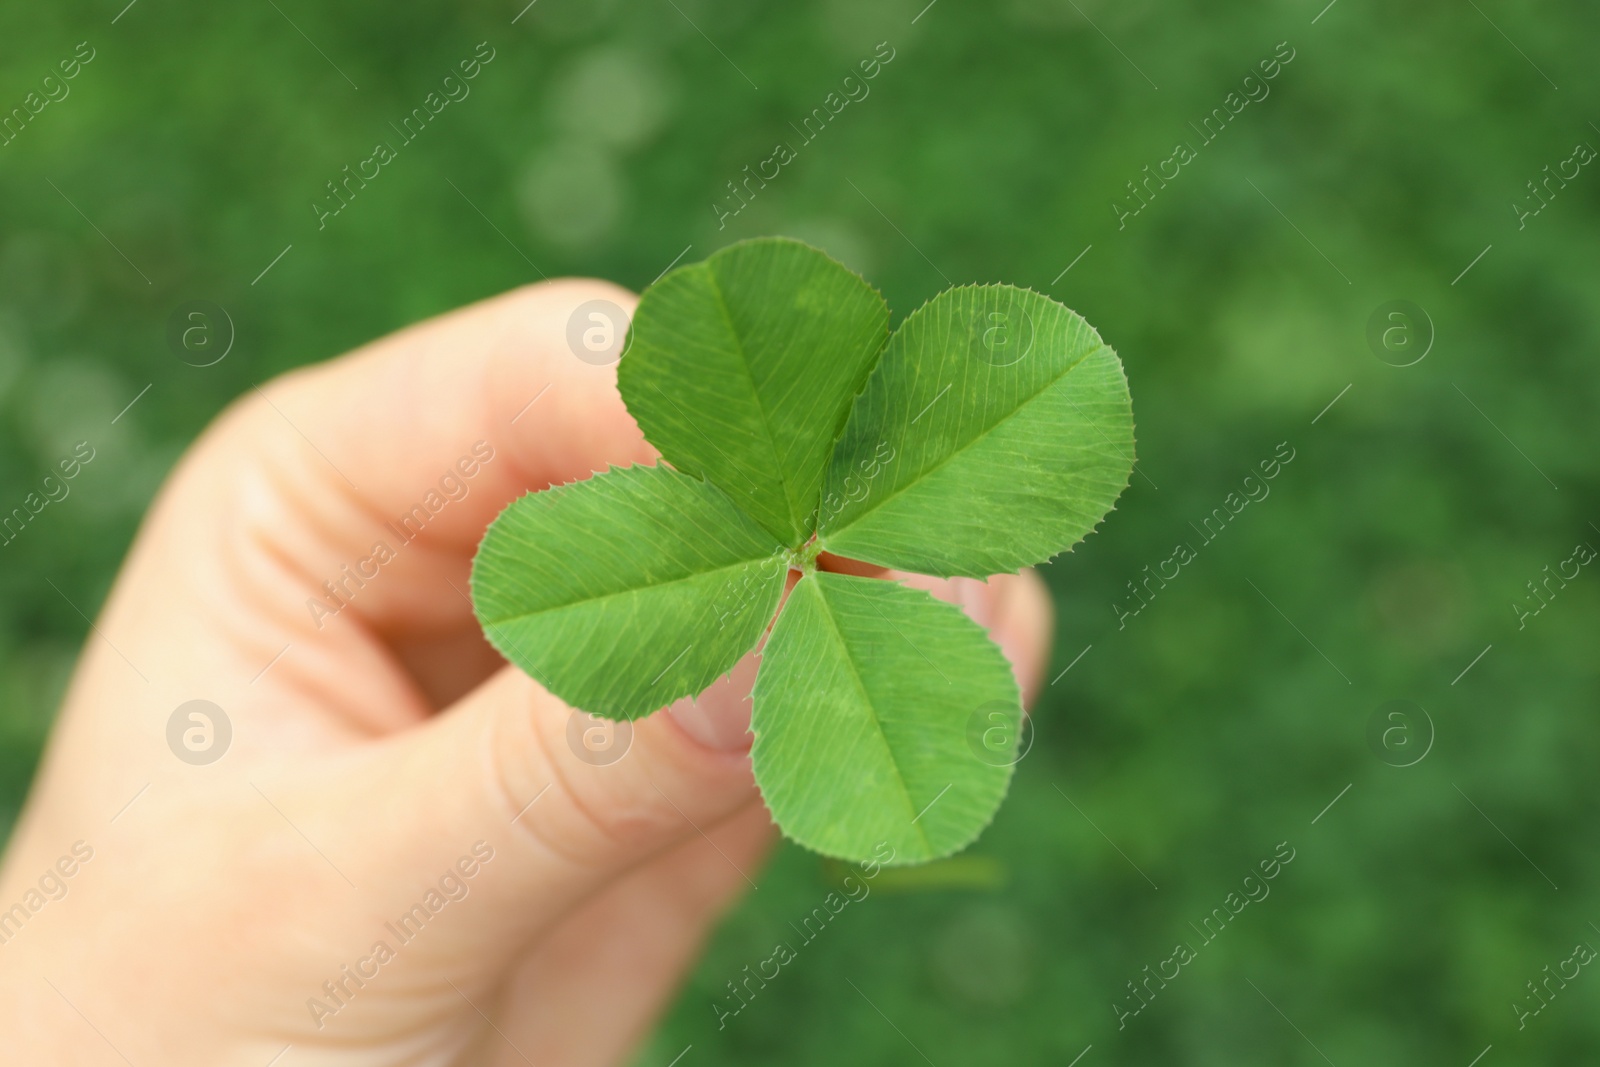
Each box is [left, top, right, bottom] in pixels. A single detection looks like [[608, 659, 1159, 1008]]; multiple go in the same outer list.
[[471, 237, 1135, 864]]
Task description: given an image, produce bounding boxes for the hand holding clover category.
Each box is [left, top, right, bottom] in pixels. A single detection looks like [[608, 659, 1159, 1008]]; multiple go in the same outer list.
[[0, 243, 1127, 1064]]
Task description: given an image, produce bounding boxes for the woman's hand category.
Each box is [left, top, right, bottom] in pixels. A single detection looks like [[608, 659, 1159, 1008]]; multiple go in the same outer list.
[[0, 279, 1053, 1066]]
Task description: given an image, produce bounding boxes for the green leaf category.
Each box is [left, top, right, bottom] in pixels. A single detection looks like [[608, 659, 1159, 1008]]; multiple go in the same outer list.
[[818, 284, 1135, 577], [750, 571, 1022, 863], [471, 464, 788, 719], [619, 237, 890, 547]]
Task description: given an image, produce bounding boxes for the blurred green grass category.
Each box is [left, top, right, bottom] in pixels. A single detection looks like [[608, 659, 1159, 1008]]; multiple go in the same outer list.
[[2, 0, 1599, 1061]]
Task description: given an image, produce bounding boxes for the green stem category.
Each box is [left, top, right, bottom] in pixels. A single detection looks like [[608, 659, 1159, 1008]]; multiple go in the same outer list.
[[789, 538, 823, 574]]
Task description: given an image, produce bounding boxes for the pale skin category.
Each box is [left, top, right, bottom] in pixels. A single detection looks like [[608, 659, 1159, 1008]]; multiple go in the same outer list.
[[0, 279, 1053, 1065]]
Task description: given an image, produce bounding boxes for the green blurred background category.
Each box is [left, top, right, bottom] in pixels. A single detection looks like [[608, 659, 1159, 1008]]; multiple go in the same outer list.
[[2, 0, 1597, 1061]]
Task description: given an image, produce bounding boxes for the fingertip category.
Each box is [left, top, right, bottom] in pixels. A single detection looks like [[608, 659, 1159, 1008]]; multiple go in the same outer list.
[[992, 568, 1054, 709], [484, 278, 656, 491]]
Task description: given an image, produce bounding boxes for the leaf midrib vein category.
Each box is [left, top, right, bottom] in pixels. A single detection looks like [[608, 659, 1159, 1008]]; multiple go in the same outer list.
[[824, 341, 1113, 543], [484, 553, 783, 626], [704, 263, 804, 543], [811, 578, 932, 854]]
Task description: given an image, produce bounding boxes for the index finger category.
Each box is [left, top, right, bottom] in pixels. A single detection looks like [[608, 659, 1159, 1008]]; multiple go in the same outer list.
[[190, 279, 654, 638]]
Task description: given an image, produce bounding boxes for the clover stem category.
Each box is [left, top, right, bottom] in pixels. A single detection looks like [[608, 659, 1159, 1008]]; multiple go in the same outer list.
[[790, 538, 823, 574]]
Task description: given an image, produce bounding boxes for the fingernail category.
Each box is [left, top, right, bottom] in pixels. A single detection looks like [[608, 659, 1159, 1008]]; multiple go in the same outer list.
[[666, 655, 757, 751]]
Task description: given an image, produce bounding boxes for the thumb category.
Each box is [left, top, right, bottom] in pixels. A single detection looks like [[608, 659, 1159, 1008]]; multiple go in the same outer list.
[[323, 644, 768, 978]]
